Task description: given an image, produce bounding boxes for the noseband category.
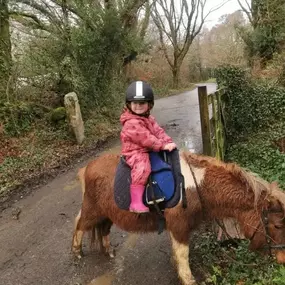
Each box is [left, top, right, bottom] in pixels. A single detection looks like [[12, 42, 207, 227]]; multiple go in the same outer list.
[[251, 209, 285, 255]]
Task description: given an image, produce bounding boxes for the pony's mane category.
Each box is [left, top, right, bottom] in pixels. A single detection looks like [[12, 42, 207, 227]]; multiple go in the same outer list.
[[182, 151, 285, 209]]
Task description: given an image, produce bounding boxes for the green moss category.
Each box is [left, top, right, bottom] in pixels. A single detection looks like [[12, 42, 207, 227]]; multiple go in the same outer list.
[[50, 107, 66, 123]]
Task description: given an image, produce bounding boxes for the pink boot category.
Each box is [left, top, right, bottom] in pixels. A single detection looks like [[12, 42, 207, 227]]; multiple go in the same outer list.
[[129, 184, 149, 213]]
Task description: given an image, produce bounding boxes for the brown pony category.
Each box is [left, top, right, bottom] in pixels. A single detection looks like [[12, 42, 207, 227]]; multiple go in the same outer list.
[[72, 151, 285, 285]]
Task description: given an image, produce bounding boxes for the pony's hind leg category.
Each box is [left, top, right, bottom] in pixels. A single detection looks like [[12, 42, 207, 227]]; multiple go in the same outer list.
[[72, 209, 84, 259], [72, 205, 101, 259], [170, 232, 196, 285], [100, 219, 115, 258]]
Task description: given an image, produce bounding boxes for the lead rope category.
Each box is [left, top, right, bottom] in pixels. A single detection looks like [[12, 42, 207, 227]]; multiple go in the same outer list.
[[188, 162, 231, 239]]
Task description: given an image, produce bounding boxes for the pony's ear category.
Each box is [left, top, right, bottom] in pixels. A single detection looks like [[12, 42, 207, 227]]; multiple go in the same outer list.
[[267, 197, 283, 212], [271, 181, 279, 189]]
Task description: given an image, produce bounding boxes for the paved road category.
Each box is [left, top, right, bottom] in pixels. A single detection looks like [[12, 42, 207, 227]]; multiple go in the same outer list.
[[0, 84, 216, 285]]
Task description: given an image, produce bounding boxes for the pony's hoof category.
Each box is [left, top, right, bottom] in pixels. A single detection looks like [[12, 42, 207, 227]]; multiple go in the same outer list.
[[180, 277, 197, 285], [105, 247, 115, 258], [108, 248, 115, 258], [72, 247, 83, 259]]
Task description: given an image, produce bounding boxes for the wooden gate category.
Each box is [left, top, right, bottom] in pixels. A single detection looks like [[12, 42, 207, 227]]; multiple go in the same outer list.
[[198, 86, 243, 240], [198, 85, 226, 160]]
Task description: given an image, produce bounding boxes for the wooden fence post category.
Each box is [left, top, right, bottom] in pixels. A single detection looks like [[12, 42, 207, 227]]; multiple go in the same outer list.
[[198, 86, 211, 156]]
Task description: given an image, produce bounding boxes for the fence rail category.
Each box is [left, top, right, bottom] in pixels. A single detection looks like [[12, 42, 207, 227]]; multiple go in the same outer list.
[[198, 85, 226, 160]]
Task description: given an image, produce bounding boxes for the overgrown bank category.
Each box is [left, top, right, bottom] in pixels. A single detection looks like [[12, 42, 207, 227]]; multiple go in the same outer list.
[[216, 67, 285, 188], [0, 114, 120, 207], [192, 67, 285, 284]]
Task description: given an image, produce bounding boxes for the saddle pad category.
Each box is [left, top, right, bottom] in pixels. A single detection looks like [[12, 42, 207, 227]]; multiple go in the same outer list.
[[145, 151, 175, 202], [114, 149, 183, 210]]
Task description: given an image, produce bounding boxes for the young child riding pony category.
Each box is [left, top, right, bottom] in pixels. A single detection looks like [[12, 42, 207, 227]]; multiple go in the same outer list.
[[120, 81, 177, 213]]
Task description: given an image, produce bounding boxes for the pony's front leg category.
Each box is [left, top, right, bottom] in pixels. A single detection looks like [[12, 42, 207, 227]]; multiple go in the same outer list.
[[170, 232, 196, 285], [101, 219, 115, 258], [102, 234, 115, 258]]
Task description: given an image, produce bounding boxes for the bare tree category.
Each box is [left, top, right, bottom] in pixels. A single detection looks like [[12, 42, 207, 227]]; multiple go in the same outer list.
[[237, 0, 254, 26], [151, 0, 229, 87], [0, 0, 12, 100]]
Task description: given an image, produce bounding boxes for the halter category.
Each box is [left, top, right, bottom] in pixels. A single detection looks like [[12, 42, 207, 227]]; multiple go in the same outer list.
[[250, 209, 285, 256]]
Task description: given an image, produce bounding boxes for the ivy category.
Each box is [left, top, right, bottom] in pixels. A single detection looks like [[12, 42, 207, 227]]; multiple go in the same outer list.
[[226, 123, 285, 188], [0, 101, 47, 136], [215, 66, 285, 188], [216, 66, 285, 143]]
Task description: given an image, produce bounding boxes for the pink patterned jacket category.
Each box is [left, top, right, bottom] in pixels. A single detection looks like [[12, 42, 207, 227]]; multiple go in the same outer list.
[[120, 109, 173, 158]]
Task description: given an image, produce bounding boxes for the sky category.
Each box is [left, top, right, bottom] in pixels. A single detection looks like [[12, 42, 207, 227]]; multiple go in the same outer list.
[[205, 0, 249, 28]]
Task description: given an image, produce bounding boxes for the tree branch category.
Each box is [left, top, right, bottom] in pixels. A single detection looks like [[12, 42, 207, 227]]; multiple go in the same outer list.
[[237, 0, 253, 25], [9, 11, 52, 32]]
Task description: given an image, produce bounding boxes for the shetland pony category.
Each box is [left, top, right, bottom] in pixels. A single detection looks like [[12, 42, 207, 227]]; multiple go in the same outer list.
[[72, 151, 285, 285]]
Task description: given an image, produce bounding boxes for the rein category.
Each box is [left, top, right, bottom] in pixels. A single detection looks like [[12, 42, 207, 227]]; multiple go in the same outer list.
[[189, 162, 241, 240], [188, 163, 204, 214]]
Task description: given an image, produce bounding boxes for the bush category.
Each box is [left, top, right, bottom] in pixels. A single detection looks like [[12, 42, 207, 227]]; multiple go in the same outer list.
[[70, 8, 142, 116], [0, 101, 47, 136]]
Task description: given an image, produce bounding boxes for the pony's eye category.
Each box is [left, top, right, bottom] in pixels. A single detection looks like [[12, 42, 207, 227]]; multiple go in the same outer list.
[[274, 225, 284, 229]]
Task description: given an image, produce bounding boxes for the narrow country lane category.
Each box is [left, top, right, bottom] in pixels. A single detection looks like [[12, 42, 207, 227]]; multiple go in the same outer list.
[[0, 84, 216, 285]]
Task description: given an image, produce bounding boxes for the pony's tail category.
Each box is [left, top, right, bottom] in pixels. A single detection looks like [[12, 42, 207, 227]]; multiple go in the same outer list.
[[77, 166, 86, 199]]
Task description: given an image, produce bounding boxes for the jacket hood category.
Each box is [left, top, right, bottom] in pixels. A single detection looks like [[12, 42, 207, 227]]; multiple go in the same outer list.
[[120, 109, 142, 125]]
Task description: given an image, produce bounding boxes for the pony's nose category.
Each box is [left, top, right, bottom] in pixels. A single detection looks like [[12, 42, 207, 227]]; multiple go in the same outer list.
[[275, 251, 285, 263]]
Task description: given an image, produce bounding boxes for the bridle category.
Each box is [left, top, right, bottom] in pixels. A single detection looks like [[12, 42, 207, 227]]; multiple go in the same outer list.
[[250, 209, 285, 256]]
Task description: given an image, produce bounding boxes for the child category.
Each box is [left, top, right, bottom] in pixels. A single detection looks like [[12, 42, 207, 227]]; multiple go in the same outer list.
[[120, 81, 177, 213]]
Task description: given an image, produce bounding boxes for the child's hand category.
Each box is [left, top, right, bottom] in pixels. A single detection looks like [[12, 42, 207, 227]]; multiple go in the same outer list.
[[163, 143, 177, 152]]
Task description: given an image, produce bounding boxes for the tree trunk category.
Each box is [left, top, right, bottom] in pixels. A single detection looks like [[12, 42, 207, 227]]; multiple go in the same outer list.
[[0, 0, 12, 101], [172, 60, 181, 89], [57, 0, 72, 97]]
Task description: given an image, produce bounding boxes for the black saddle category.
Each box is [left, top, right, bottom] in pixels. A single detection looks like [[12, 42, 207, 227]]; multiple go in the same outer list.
[[114, 149, 185, 211]]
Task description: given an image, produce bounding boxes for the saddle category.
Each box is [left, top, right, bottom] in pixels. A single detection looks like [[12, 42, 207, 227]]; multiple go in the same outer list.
[[114, 149, 185, 211]]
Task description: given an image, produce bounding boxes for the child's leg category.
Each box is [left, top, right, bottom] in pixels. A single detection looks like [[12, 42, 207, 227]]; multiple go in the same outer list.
[[129, 154, 151, 213]]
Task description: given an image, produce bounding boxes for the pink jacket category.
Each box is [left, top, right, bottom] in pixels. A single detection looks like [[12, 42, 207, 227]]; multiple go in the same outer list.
[[120, 109, 173, 157]]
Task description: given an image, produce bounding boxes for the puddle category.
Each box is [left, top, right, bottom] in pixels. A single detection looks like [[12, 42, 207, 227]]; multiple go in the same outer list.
[[183, 137, 199, 153], [88, 273, 114, 285], [124, 233, 138, 248], [63, 179, 78, 191], [86, 234, 138, 285]]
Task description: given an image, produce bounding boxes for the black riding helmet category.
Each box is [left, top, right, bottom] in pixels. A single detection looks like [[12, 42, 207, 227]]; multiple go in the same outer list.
[[125, 81, 154, 103]]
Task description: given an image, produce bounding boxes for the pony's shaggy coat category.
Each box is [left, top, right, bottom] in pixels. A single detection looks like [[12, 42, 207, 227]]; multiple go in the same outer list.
[[72, 151, 285, 285]]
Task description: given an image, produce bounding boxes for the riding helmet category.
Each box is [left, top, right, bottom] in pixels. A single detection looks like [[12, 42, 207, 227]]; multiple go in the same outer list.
[[125, 81, 154, 103]]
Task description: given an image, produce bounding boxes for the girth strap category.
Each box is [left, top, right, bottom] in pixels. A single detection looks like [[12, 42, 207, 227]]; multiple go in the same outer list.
[[148, 176, 166, 234]]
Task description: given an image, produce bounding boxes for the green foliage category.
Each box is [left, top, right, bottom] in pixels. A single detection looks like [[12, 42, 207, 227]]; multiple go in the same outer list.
[[0, 101, 46, 136], [70, 8, 140, 115], [190, 231, 283, 285], [14, 5, 143, 117], [0, 0, 12, 100], [226, 122, 285, 188], [216, 66, 285, 142], [237, 0, 285, 66], [213, 65, 285, 285]]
